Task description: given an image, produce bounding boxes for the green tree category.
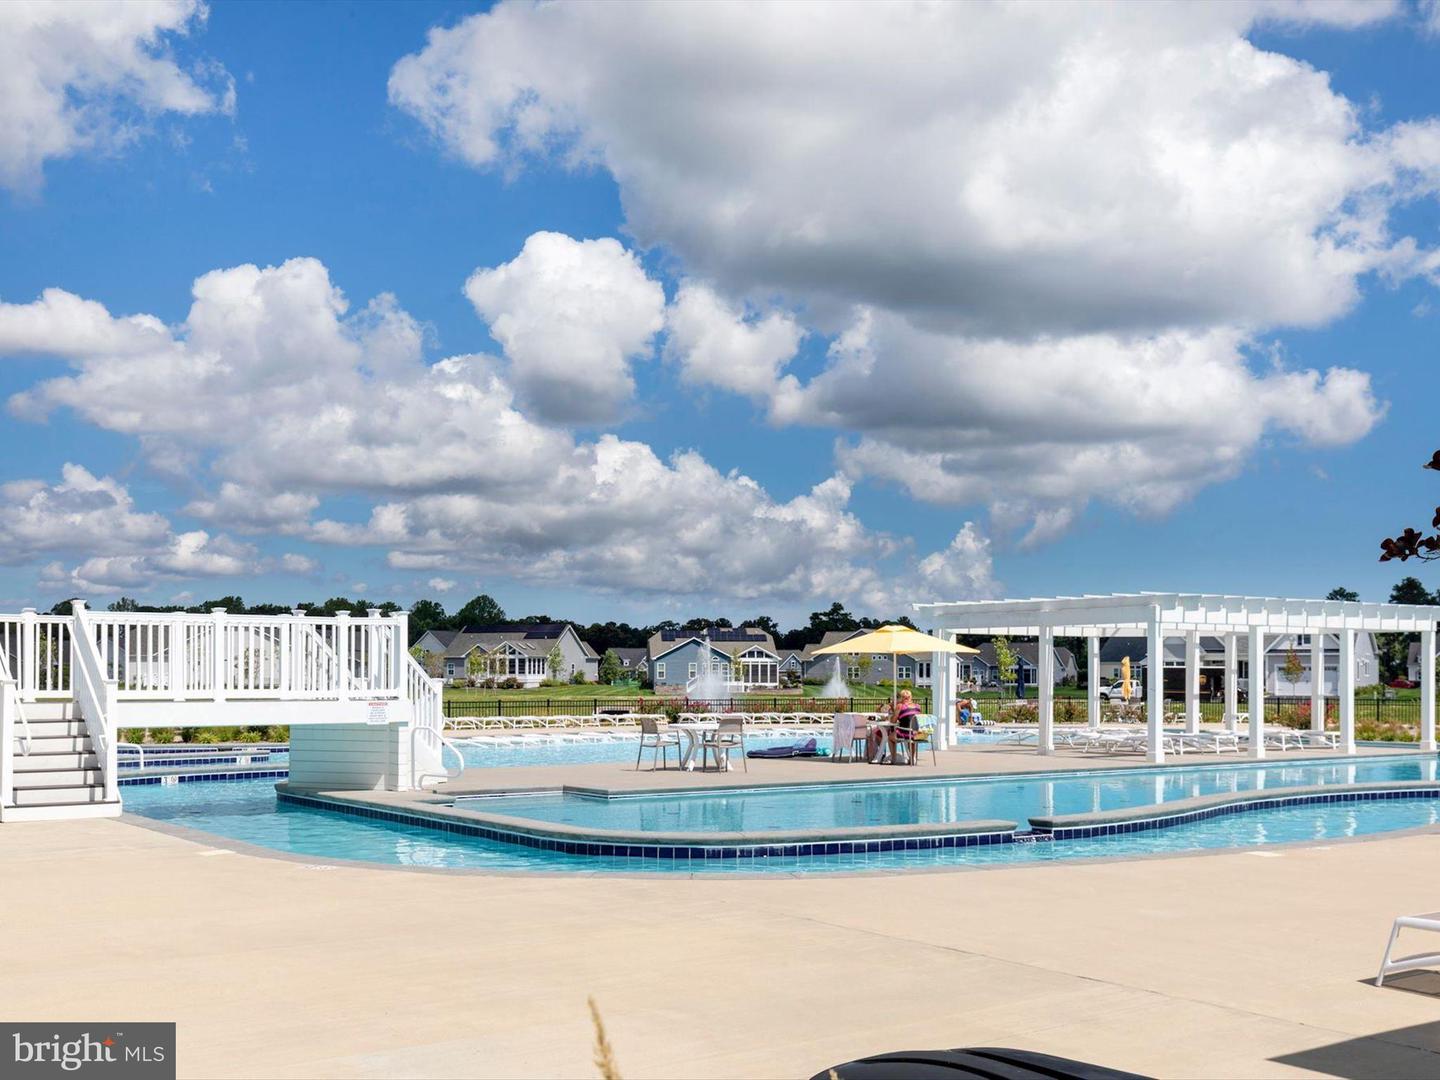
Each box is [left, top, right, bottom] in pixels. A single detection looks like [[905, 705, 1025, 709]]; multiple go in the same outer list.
[[408, 599, 447, 641], [547, 643, 564, 681], [745, 615, 780, 640], [808, 602, 859, 636], [465, 649, 487, 682], [598, 649, 622, 684], [855, 652, 874, 684], [107, 597, 142, 612], [993, 636, 1017, 687], [1326, 586, 1360, 602], [453, 594, 507, 629], [1282, 646, 1305, 697]]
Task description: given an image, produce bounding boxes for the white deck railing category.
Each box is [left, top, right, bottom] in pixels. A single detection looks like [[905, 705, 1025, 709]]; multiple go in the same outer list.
[[5, 604, 411, 704]]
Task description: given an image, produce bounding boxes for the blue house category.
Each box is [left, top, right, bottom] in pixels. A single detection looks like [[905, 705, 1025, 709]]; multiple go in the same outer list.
[[645, 626, 780, 690]]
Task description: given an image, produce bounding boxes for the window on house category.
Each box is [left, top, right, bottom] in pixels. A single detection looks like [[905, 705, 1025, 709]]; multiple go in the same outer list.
[[688, 662, 698, 679], [917, 661, 932, 680], [897, 666, 912, 681], [847, 664, 861, 680], [1296, 634, 1311, 647], [655, 663, 666, 681]]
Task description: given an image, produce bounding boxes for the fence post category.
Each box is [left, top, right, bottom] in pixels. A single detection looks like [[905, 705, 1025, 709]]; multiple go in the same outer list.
[[335, 610, 350, 703], [172, 613, 187, 702], [19, 607, 36, 700], [211, 608, 227, 703]]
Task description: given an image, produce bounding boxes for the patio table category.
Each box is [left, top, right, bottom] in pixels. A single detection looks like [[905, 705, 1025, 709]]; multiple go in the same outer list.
[[671, 720, 724, 771]]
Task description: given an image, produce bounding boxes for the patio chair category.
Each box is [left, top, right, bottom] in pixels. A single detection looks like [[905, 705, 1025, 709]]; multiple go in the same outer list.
[[1378, 912, 1440, 986], [635, 716, 681, 771], [895, 715, 938, 766], [701, 717, 747, 772]]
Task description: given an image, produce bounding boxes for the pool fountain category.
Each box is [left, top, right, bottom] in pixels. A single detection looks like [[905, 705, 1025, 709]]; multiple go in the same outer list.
[[820, 660, 850, 700]]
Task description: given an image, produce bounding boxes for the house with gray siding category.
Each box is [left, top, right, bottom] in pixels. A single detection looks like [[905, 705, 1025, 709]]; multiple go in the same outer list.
[[957, 641, 1077, 688], [646, 626, 780, 689], [1099, 632, 1379, 697], [441, 623, 598, 686]]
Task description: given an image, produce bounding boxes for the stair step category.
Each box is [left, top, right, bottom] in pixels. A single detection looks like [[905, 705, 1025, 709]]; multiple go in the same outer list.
[[1, 800, 121, 822], [12, 768, 103, 787], [14, 751, 98, 771], [19, 719, 87, 737], [11, 784, 111, 807], [16, 700, 78, 721], [21, 735, 92, 754]]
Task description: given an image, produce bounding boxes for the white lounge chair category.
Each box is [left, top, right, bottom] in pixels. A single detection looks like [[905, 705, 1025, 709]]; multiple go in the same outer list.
[[1378, 913, 1440, 986]]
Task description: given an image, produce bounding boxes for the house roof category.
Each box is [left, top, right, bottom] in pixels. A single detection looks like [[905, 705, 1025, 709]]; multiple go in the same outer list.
[[611, 647, 648, 665], [444, 623, 592, 659], [646, 625, 776, 657], [417, 628, 460, 650]]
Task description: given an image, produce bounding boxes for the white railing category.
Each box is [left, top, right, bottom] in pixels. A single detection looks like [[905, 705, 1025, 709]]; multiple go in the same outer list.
[[53, 606, 408, 703], [405, 650, 459, 787], [0, 663, 18, 808], [70, 602, 118, 803]]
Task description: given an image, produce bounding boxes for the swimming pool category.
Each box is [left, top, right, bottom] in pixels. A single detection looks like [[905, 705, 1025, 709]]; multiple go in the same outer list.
[[458, 756, 1439, 834], [121, 772, 1440, 874]]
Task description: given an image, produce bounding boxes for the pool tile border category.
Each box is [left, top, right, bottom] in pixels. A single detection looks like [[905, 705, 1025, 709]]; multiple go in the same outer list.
[[1030, 782, 1440, 839], [274, 789, 1019, 859]]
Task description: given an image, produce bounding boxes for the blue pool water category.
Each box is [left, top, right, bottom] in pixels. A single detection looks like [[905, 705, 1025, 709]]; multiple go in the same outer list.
[[121, 774, 1440, 873], [453, 732, 819, 769], [460, 757, 1440, 833]]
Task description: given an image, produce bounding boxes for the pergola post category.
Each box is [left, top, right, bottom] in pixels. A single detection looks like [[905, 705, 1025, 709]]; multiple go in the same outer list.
[[1339, 628, 1356, 755], [1224, 632, 1238, 733], [1038, 626, 1055, 755], [1184, 629, 1200, 735], [934, 633, 955, 751], [1087, 633, 1100, 730], [1422, 626, 1436, 753], [1310, 633, 1325, 733], [1248, 630, 1266, 759], [1146, 615, 1164, 764]]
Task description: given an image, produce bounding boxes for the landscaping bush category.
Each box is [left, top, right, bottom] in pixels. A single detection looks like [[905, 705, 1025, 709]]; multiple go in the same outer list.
[[499, 676, 522, 690], [570, 670, 587, 684], [235, 728, 264, 743], [263, 725, 289, 743], [147, 727, 178, 745]]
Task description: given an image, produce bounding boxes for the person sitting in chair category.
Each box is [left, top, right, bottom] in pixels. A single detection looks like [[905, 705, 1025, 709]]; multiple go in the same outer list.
[[869, 690, 922, 762]]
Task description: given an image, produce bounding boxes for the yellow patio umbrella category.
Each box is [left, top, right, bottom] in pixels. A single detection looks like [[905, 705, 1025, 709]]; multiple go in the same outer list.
[[813, 625, 980, 715]]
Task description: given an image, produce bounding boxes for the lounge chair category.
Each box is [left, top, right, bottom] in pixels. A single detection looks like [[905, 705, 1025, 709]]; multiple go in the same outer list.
[[1378, 913, 1440, 986], [746, 738, 820, 759]]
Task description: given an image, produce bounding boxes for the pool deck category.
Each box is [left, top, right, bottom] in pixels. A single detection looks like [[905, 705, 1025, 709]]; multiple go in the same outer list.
[[9, 809, 1440, 1077], [437, 738, 1427, 798]]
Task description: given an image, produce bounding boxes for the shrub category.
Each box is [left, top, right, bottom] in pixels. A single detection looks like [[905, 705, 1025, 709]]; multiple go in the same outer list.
[[235, 728, 264, 743], [500, 676, 522, 689], [147, 727, 178, 745], [570, 670, 587, 684], [263, 725, 289, 743]]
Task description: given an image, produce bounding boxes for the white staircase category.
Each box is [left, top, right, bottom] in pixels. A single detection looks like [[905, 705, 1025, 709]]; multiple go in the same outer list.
[[4, 701, 119, 821]]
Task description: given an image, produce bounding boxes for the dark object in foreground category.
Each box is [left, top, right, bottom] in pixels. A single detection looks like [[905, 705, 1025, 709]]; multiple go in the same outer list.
[[746, 738, 820, 759], [813, 1047, 1152, 1080]]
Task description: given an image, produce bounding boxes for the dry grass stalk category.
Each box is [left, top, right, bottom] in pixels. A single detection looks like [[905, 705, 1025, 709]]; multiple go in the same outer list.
[[588, 996, 622, 1080]]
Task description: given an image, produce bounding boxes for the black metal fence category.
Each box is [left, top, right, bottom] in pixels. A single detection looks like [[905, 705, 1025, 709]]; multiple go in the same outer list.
[[443, 692, 933, 719]]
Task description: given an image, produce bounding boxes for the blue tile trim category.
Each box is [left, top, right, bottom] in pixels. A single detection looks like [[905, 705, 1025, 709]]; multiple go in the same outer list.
[[119, 753, 282, 769], [1031, 786, 1440, 840], [276, 790, 1019, 861], [119, 768, 290, 786]]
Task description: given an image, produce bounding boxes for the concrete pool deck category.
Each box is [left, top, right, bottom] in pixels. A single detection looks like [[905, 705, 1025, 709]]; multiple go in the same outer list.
[[7, 812, 1440, 1078], [438, 738, 1427, 796]]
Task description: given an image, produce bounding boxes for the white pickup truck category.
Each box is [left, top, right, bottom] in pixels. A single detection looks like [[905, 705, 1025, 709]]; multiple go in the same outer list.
[[1097, 681, 1139, 702]]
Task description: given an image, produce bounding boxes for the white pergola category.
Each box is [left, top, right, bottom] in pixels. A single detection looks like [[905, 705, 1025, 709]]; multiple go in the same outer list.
[[915, 593, 1440, 763]]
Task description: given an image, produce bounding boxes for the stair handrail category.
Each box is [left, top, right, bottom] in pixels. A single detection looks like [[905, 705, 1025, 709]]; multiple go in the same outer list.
[[404, 650, 459, 787], [0, 651, 32, 755], [0, 663, 17, 809], [70, 601, 119, 803]]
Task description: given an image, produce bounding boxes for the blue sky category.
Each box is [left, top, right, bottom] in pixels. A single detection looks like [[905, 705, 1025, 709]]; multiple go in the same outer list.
[[1, 1, 1439, 623]]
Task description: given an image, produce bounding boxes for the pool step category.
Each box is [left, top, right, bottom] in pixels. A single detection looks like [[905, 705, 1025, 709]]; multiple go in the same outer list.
[[10, 783, 114, 807]]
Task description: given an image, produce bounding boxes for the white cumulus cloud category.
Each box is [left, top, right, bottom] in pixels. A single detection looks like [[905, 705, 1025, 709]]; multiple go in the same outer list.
[[0, 0, 234, 192]]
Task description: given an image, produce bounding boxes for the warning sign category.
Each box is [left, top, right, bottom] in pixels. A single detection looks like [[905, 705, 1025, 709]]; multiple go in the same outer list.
[[365, 700, 393, 725]]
